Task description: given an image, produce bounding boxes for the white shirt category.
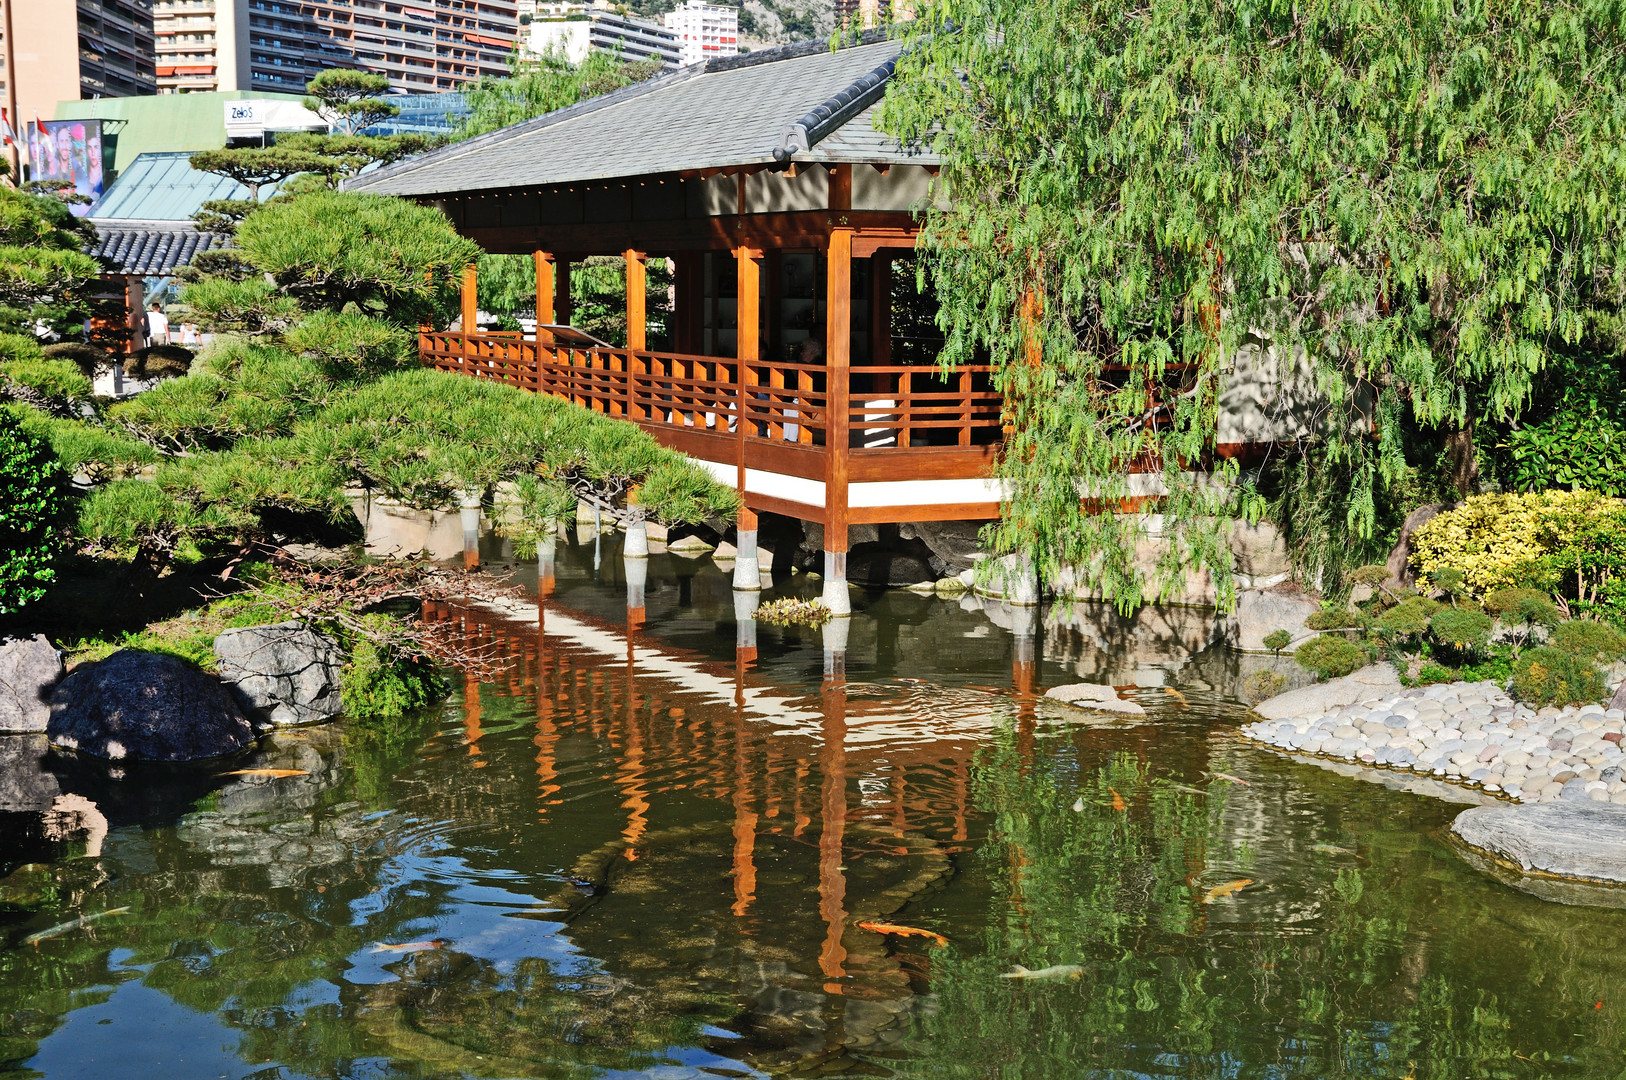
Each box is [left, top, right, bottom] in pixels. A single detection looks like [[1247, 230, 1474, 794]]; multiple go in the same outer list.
[[147, 310, 169, 342]]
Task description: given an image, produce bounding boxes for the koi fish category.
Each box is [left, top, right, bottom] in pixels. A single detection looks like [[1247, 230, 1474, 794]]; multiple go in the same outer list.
[[220, 769, 310, 779], [1210, 772, 1251, 787], [1071, 797, 1085, 812], [1164, 688, 1189, 707], [1156, 780, 1208, 796], [1312, 844, 1354, 855], [23, 907, 131, 946], [1109, 788, 1126, 811], [1202, 878, 1253, 904], [856, 922, 948, 946], [1000, 963, 1084, 980], [371, 940, 444, 954]]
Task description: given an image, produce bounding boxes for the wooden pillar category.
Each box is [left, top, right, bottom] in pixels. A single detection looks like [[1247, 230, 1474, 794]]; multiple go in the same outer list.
[[734, 246, 764, 590], [533, 251, 554, 343], [460, 264, 478, 333], [818, 665, 849, 985], [821, 227, 854, 616], [557, 259, 572, 327], [625, 249, 646, 351]]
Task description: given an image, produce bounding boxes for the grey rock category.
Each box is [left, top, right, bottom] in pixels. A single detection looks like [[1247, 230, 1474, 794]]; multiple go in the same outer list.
[[1603, 766, 1624, 784], [0, 734, 61, 810], [1388, 502, 1451, 587], [0, 634, 62, 733], [1045, 683, 1146, 716], [47, 650, 256, 762], [1453, 800, 1626, 884], [1561, 778, 1591, 802], [1224, 586, 1322, 653], [897, 520, 990, 574], [214, 621, 344, 726], [1252, 664, 1404, 721]]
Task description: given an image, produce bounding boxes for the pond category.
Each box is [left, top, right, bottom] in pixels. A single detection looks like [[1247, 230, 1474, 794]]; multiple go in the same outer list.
[[4, 533, 1626, 1079]]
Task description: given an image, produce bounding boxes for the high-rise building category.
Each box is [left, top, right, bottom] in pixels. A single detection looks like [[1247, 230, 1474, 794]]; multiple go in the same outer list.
[[150, 0, 520, 97], [526, 2, 679, 69], [1, 0, 156, 137], [663, 0, 736, 67]]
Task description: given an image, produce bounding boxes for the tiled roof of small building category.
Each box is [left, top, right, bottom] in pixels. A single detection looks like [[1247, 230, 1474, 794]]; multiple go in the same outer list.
[[347, 34, 935, 198], [88, 220, 229, 275]]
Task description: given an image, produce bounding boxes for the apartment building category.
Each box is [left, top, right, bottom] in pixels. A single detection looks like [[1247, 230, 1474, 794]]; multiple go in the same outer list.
[[526, 2, 679, 69], [662, 0, 736, 67], [150, 0, 519, 96], [1, 0, 156, 135]]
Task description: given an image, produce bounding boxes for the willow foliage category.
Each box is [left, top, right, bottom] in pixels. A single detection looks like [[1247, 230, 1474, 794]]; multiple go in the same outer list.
[[880, 0, 1626, 610]]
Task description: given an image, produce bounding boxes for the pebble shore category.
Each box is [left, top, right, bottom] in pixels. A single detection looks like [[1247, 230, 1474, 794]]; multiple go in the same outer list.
[[1239, 681, 1626, 805]]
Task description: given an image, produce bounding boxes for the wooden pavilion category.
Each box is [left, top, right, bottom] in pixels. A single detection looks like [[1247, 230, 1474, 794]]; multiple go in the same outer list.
[[346, 34, 1008, 611]]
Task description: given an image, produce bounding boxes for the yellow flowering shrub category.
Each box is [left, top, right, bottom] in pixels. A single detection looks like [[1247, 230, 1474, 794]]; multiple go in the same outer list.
[[1410, 490, 1625, 596]]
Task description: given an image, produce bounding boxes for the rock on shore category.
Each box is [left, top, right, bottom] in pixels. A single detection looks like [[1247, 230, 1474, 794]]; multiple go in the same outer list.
[[1241, 675, 1626, 805], [47, 650, 256, 762], [1452, 801, 1626, 884]]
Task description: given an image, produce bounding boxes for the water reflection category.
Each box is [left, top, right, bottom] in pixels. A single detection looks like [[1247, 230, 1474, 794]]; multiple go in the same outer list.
[[2, 533, 1626, 1078]]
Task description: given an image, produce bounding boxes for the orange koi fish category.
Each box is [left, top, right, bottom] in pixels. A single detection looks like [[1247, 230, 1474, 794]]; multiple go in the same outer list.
[[1211, 772, 1251, 787], [1202, 878, 1253, 904], [371, 940, 444, 953], [220, 769, 310, 779], [857, 921, 948, 946], [1109, 788, 1126, 811]]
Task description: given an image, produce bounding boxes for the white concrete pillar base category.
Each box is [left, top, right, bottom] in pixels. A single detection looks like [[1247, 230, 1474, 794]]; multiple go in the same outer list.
[[820, 549, 850, 616], [623, 517, 649, 558]]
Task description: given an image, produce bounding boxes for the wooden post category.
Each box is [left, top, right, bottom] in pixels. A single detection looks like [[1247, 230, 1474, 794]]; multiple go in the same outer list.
[[460, 263, 478, 368], [822, 227, 854, 617], [625, 249, 646, 351], [533, 251, 554, 343], [828, 163, 852, 213], [735, 246, 763, 591]]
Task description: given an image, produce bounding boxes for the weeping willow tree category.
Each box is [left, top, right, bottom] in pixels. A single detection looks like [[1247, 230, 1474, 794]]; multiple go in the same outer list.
[[879, 0, 1626, 606]]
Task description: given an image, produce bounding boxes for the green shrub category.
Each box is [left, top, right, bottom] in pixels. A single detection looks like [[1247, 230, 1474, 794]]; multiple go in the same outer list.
[[123, 344, 195, 381], [2, 357, 92, 404], [1305, 606, 1360, 631], [1511, 646, 1606, 707], [1484, 587, 1562, 627], [1262, 629, 1293, 653], [181, 276, 300, 334], [341, 622, 449, 719], [1410, 490, 1624, 596], [0, 332, 43, 363], [1429, 607, 1493, 658], [0, 410, 68, 613], [1242, 669, 1288, 702], [1549, 620, 1626, 663], [1294, 634, 1368, 680], [42, 341, 110, 378], [284, 310, 412, 378], [1376, 596, 1439, 640]]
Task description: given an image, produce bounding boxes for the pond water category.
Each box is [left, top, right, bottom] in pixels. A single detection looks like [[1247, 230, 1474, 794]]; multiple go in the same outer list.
[[4, 534, 1626, 1079]]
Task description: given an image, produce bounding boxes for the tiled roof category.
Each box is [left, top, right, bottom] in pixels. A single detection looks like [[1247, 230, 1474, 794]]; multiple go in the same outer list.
[[89, 151, 287, 221], [347, 34, 935, 199], [88, 220, 229, 275]]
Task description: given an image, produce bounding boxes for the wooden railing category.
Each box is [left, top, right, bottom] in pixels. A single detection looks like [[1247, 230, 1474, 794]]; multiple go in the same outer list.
[[422, 332, 1003, 451]]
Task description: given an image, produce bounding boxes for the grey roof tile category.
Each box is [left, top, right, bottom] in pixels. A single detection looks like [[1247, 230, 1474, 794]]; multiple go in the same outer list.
[[348, 36, 936, 198], [88, 220, 229, 275]]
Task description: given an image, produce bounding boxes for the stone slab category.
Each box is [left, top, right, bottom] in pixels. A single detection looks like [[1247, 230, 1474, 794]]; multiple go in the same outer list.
[[1045, 683, 1146, 716], [1252, 663, 1403, 720], [1452, 801, 1626, 885]]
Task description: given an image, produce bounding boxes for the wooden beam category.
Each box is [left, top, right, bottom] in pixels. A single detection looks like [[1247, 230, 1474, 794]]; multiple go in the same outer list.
[[825, 227, 853, 546], [460, 263, 478, 332], [533, 250, 554, 343], [625, 249, 647, 351], [828, 163, 851, 213], [458, 209, 918, 256]]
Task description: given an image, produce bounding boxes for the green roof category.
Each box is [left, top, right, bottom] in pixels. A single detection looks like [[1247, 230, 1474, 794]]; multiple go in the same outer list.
[[52, 91, 307, 180], [91, 151, 284, 221]]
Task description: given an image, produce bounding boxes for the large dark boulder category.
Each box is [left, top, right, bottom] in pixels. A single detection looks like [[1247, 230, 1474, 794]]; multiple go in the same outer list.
[[214, 620, 344, 726], [846, 538, 938, 587], [1388, 502, 1452, 587], [0, 634, 62, 733], [47, 650, 256, 762]]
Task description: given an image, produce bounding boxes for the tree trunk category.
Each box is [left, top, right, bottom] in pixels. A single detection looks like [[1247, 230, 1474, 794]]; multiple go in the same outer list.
[[1445, 419, 1478, 496]]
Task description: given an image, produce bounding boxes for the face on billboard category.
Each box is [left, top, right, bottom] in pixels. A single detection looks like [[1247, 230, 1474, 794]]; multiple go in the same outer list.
[[33, 120, 105, 216]]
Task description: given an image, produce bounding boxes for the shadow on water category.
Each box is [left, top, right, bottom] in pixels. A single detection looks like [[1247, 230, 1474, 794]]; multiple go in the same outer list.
[[1, 529, 1625, 1078]]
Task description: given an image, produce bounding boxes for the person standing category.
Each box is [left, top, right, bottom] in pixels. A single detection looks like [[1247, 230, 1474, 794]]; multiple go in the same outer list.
[[144, 301, 169, 346]]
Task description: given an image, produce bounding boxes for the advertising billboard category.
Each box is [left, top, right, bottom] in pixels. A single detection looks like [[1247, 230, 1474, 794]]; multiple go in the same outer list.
[[27, 120, 105, 216]]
